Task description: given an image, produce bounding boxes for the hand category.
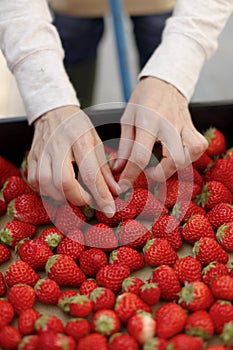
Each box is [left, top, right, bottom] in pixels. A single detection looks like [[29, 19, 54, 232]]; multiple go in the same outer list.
[[27, 106, 120, 216], [113, 77, 208, 188]]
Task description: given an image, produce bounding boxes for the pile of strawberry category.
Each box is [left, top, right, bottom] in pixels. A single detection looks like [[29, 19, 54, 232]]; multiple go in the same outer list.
[[0, 126, 233, 350]]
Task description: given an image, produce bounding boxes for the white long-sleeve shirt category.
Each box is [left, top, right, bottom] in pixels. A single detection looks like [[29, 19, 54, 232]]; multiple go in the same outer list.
[[0, 0, 233, 124]]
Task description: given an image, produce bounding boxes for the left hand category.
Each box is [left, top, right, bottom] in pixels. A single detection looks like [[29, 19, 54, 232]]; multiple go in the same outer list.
[[113, 76, 208, 189]]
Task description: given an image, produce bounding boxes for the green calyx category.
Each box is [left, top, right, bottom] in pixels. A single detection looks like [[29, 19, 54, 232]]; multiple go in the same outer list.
[[122, 277, 136, 290], [204, 127, 216, 143], [220, 322, 233, 347], [109, 250, 119, 264], [70, 294, 89, 305], [140, 282, 158, 292], [202, 261, 217, 275], [81, 205, 95, 221], [143, 238, 156, 254], [194, 184, 210, 208], [94, 313, 116, 336], [178, 282, 195, 305], [45, 232, 63, 249], [34, 278, 46, 292], [90, 287, 104, 302], [171, 203, 181, 219], [143, 338, 162, 350], [216, 224, 228, 243], [192, 240, 200, 258], [45, 254, 60, 274], [186, 326, 211, 340], [35, 315, 50, 331], [7, 199, 16, 217], [0, 228, 13, 246]]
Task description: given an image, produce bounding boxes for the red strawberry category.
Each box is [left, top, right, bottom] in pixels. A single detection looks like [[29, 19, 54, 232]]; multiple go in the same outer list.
[[0, 299, 14, 328], [151, 214, 182, 250], [17, 238, 53, 271], [0, 271, 7, 296], [2, 176, 34, 204], [18, 308, 40, 335], [178, 281, 214, 311], [127, 312, 156, 346], [58, 290, 78, 313], [5, 260, 40, 287], [7, 193, 51, 225], [185, 310, 214, 340], [216, 222, 233, 252], [155, 302, 187, 339], [206, 202, 233, 229], [39, 227, 64, 249], [151, 265, 181, 302], [202, 261, 229, 285], [171, 200, 206, 224], [193, 237, 229, 265], [192, 151, 212, 172], [138, 282, 161, 306], [56, 229, 85, 260], [76, 333, 108, 350], [167, 334, 204, 350], [0, 243, 11, 264], [55, 202, 86, 233], [90, 287, 116, 311], [35, 315, 64, 334], [156, 179, 201, 209], [79, 248, 108, 277], [34, 278, 61, 305], [0, 220, 36, 248], [109, 246, 145, 272], [209, 300, 233, 334], [79, 278, 99, 296], [65, 318, 91, 342], [143, 238, 178, 267], [0, 199, 7, 216], [0, 155, 21, 188], [91, 309, 121, 336], [114, 292, 151, 323], [36, 332, 75, 350], [200, 347, 228, 350], [204, 127, 226, 157], [46, 254, 86, 287], [174, 256, 202, 284], [96, 263, 130, 294], [18, 335, 39, 350], [170, 164, 204, 187], [95, 197, 136, 227], [109, 333, 139, 350], [195, 181, 233, 211], [181, 214, 215, 244], [205, 158, 233, 193], [117, 219, 152, 250], [69, 294, 92, 318], [8, 284, 36, 315], [126, 187, 168, 220], [84, 223, 118, 251], [210, 275, 233, 300], [0, 325, 22, 350], [121, 276, 144, 295], [226, 147, 233, 162]]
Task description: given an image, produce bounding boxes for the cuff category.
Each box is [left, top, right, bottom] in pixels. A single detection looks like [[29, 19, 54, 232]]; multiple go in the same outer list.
[[13, 50, 80, 124], [138, 32, 207, 101]]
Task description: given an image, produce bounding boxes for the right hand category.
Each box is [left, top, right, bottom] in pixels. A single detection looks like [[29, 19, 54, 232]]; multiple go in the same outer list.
[[27, 105, 120, 217]]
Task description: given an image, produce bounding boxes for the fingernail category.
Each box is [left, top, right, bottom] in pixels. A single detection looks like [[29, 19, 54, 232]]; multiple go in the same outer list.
[[112, 159, 120, 170], [103, 205, 115, 218]]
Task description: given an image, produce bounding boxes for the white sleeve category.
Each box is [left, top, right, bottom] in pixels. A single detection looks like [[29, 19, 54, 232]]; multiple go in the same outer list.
[[138, 0, 233, 101], [0, 0, 79, 124]]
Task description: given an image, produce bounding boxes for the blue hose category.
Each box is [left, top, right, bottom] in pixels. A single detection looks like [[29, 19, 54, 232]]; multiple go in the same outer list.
[[108, 0, 132, 102]]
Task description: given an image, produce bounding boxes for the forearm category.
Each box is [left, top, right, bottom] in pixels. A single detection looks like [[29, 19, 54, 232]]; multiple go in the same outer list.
[[139, 0, 233, 101], [0, 0, 79, 124]]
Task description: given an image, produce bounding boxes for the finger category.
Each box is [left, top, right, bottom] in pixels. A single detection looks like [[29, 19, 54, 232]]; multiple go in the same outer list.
[[113, 108, 135, 172], [93, 135, 121, 196], [27, 157, 39, 193], [73, 135, 116, 217], [118, 127, 156, 191], [181, 125, 208, 162]]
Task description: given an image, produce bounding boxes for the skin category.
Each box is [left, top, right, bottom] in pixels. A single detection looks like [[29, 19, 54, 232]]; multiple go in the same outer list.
[[28, 76, 208, 216]]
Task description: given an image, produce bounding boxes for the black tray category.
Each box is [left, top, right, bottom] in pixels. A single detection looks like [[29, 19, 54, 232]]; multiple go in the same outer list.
[[0, 101, 233, 166]]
